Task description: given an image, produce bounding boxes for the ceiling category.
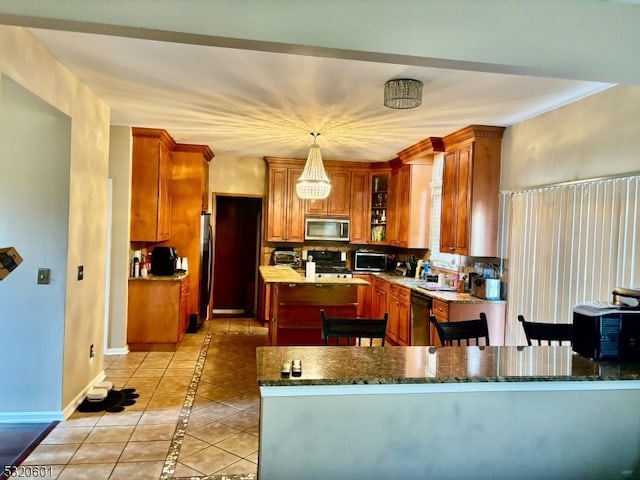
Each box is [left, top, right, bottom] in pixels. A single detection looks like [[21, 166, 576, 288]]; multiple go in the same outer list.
[[27, 27, 611, 163]]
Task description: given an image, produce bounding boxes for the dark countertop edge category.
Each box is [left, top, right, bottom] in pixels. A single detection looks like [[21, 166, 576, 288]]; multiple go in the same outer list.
[[128, 273, 188, 281], [258, 374, 640, 387]]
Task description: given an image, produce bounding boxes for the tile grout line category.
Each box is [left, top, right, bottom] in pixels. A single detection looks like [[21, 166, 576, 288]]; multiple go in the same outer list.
[[161, 332, 212, 480]]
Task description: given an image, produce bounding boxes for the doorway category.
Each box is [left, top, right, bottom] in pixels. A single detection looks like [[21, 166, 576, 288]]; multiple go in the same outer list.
[[212, 195, 262, 316]]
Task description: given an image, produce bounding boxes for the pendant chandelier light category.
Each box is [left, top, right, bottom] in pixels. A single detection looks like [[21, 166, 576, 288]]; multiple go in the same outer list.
[[384, 78, 423, 109], [296, 132, 331, 200]]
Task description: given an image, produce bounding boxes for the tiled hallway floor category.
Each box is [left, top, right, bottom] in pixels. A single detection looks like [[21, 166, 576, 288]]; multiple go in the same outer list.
[[22, 318, 269, 479]]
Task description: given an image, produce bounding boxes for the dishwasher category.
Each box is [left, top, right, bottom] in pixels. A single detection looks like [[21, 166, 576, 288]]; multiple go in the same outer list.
[[410, 290, 432, 346]]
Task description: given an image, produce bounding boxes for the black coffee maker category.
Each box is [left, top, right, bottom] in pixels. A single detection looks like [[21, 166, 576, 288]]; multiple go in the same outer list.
[[151, 246, 177, 276]]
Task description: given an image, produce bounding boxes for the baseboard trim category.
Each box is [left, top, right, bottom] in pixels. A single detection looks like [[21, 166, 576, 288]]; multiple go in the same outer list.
[[0, 412, 64, 423], [61, 370, 106, 420], [105, 346, 130, 355]]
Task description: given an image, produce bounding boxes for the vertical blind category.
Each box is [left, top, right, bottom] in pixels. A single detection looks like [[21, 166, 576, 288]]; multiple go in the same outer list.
[[503, 174, 640, 345]]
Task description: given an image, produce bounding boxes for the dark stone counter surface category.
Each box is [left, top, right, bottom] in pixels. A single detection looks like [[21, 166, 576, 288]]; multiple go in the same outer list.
[[257, 345, 640, 386], [128, 272, 188, 281]]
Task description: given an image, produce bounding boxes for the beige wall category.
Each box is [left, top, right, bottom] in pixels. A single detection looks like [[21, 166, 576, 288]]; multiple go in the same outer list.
[[210, 154, 266, 196], [501, 85, 640, 190], [0, 26, 110, 418]]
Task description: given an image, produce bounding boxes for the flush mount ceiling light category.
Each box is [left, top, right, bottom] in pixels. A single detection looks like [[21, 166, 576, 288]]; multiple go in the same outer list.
[[384, 78, 423, 109], [296, 132, 331, 200]]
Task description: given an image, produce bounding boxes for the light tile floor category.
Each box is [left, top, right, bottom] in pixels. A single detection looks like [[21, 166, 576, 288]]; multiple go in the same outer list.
[[23, 318, 268, 480]]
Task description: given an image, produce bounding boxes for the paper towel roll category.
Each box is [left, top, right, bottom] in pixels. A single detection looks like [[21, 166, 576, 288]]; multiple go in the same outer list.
[[306, 256, 315, 280]]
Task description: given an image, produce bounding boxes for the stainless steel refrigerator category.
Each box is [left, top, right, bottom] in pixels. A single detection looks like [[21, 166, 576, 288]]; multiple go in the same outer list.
[[188, 212, 213, 332]]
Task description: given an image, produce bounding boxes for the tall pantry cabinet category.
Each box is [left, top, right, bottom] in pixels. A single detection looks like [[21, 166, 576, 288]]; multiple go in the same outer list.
[[170, 144, 214, 317]]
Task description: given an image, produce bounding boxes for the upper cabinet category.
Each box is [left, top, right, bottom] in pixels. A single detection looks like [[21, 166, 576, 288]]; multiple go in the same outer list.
[[441, 126, 505, 256], [305, 169, 351, 217], [131, 128, 176, 242], [369, 171, 390, 243], [349, 171, 370, 244], [265, 159, 305, 242]]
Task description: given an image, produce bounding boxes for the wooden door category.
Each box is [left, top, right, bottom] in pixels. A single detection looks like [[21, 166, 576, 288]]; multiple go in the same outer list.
[[286, 169, 305, 242], [349, 171, 369, 244], [454, 144, 473, 255], [212, 196, 262, 313], [354, 274, 372, 318], [327, 170, 351, 216], [266, 167, 287, 242], [396, 290, 411, 346], [440, 151, 459, 253]]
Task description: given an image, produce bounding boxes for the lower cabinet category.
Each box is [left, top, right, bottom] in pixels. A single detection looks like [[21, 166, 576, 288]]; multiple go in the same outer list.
[[269, 284, 358, 346], [127, 275, 190, 351], [353, 273, 372, 318], [372, 276, 389, 321], [431, 298, 506, 346], [388, 284, 411, 346]]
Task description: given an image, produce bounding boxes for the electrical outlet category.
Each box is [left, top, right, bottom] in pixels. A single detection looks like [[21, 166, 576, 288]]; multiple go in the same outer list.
[[77, 265, 84, 281], [89, 344, 94, 359], [37, 268, 50, 284]]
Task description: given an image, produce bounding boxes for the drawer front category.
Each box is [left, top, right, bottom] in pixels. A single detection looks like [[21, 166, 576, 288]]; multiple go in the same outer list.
[[432, 299, 449, 320], [390, 284, 411, 302]]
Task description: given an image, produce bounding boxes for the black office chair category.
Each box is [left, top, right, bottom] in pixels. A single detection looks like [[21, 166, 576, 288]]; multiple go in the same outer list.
[[320, 309, 388, 346], [430, 313, 490, 346], [517, 315, 573, 346]]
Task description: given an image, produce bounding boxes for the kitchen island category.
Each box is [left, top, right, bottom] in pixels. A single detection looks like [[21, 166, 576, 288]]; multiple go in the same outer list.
[[256, 345, 640, 479], [259, 266, 369, 345]]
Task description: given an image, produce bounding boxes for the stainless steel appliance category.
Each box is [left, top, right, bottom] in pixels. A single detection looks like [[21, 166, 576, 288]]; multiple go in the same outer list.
[[471, 277, 501, 300], [410, 290, 431, 345], [573, 287, 640, 361], [304, 250, 352, 278], [304, 217, 350, 241], [151, 246, 177, 276], [188, 212, 213, 332], [353, 251, 387, 272], [272, 250, 300, 267]]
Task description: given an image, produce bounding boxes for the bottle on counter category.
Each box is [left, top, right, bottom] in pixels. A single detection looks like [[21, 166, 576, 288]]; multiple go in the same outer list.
[[133, 257, 140, 278]]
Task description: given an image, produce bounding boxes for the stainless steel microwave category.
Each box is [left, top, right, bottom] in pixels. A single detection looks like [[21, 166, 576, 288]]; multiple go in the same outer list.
[[354, 251, 388, 271], [304, 217, 350, 242]]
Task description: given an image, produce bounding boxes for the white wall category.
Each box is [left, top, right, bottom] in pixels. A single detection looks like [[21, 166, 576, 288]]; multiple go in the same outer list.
[[0, 26, 110, 420], [501, 85, 640, 190]]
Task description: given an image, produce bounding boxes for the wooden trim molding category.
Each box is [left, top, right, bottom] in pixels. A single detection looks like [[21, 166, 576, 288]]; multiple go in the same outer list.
[[174, 143, 214, 161], [397, 137, 444, 162], [444, 125, 505, 151], [131, 127, 177, 150]]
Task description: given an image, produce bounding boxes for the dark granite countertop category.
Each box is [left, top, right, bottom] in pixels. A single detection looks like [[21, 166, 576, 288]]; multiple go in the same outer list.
[[256, 345, 640, 386]]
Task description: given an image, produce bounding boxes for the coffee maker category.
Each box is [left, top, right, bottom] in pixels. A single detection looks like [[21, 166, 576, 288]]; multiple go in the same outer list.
[[151, 246, 178, 276]]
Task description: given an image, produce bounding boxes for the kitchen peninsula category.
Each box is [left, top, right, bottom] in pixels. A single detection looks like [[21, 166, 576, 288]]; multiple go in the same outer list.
[[259, 266, 369, 345], [256, 345, 640, 480]]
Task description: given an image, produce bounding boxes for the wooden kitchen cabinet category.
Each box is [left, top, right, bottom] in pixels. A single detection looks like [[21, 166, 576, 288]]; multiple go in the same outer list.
[[349, 171, 370, 244], [170, 143, 213, 318], [369, 172, 390, 243], [430, 297, 506, 346], [441, 125, 505, 256], [130, 128, 176, 242], [395, 162, 433, 248], [265, 160, 304, 242], [353, 273, 372, 318], [372, 276, 389, 323], [388, 283, 411, 345], [305, 169, 351, 217], [127, 276, 190, 351]]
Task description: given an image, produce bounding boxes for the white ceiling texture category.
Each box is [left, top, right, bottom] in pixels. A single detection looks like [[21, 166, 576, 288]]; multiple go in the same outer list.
[[2, 0, 640, 162]]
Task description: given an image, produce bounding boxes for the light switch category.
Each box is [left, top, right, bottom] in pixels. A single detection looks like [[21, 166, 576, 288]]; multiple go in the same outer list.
[[77, 265, 84, 281], [37, 268, 50, 285]]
